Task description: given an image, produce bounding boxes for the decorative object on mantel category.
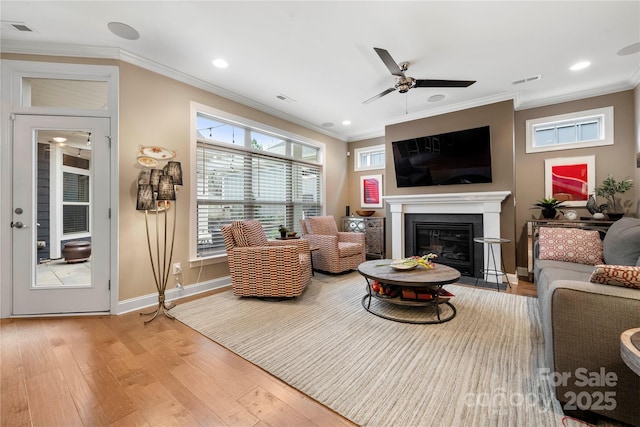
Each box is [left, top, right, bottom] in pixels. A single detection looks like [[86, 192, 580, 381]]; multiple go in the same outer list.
[[531, 197, 567, 219], [564, 210, 578, 220], [136, 149, 183, 323], [595, 174, 634, 220]]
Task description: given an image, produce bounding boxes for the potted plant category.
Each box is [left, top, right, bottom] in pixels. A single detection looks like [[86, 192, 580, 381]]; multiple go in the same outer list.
[[531, 197, 567, 219], [595, 174, 634, 219], [278, 225, 288, 238]]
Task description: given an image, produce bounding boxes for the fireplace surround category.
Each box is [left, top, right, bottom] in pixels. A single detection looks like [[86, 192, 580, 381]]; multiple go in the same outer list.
[[384, 191, 511, 283]]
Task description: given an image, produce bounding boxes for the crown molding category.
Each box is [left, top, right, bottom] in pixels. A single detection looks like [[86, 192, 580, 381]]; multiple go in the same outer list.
[[384, 92, 517, 128], [1, 40, 348, 142], [515, 79, 639, 111]]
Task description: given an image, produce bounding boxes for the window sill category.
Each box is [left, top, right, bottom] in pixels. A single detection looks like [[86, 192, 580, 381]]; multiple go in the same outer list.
[[189, 254, 227, 268]]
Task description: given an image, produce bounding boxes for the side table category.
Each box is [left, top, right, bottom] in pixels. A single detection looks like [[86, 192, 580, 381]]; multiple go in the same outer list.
[[621, 328, 640, 376], [473, 237, 511, 291], [309, 246, 319, 276]]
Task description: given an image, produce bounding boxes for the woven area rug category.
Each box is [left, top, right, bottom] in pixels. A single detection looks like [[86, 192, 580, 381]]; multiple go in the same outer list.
[[172, 272, 564, 426]]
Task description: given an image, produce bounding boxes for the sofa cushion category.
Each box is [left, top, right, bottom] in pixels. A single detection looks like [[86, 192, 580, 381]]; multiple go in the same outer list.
[[338, 241, 363, 257], [536, 266, 593, 294], [603, 217, 640, 266], [590, 265, 640, 289], [538, 227, 603, 266]]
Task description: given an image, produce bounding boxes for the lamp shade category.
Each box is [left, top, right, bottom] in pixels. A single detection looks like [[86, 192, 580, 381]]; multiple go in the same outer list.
[[164, 161, 182, 186], [138, 169, 151, 185], [149, 168, 164, 192], [136, 184, 154, 210], [156, 175, 176, 201]]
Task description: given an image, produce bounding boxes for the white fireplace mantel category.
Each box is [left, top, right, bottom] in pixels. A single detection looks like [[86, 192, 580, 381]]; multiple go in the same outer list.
[[383, 191, 511, 275]]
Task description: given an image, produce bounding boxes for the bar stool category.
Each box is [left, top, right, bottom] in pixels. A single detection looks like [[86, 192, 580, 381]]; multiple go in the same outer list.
[[473, 237, 511, 291]]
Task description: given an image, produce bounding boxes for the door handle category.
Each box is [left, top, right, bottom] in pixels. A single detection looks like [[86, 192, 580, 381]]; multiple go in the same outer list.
[[10, 221, 26, 229]]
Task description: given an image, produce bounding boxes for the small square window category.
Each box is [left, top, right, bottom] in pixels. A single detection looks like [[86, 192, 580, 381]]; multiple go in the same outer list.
[[354, 144, 386, 171]]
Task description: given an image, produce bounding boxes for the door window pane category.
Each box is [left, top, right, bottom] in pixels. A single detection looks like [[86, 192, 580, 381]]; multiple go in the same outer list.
[[63, 205, 89, 233]]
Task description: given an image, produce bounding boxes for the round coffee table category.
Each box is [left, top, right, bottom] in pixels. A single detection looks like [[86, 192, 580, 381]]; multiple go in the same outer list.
[[357, 259, 461, 324], [621, 328, 640, 376]]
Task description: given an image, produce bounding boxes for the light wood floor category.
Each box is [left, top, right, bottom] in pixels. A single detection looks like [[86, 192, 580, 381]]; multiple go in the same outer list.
[[1, 278, 536, 427]]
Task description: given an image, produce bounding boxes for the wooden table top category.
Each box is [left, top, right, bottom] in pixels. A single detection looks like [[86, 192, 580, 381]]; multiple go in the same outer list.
[[621, 328, 640, 377], [357, 259, 461, 287]]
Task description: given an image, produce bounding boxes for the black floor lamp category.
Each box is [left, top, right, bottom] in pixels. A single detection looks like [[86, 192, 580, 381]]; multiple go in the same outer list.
[[136, 160, 182, 323]]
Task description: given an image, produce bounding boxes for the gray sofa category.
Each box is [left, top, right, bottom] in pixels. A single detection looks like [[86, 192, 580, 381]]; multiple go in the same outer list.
[[534, 217, 640, 426]]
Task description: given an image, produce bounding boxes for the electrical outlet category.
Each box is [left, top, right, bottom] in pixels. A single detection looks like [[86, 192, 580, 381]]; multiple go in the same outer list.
[[173, 262, 181, 275]]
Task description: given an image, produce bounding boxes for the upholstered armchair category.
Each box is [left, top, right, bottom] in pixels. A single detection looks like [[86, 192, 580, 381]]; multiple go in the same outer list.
[[221, 220, 312, 297], [300, 216, 365, 274]]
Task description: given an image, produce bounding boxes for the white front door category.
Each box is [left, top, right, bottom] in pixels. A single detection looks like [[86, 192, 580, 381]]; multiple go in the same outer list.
[[12, 115, 111, 315]]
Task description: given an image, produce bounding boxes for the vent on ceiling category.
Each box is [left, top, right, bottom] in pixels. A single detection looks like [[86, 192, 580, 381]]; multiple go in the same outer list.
[[513, 74, 542, 85], [276, 94, 297, 103], [2, 21, 34, 32]]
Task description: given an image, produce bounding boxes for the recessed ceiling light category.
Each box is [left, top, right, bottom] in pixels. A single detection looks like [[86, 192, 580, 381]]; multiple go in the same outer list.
[[52, 137, 67, 143], [428, 94, 445, 102], [107, 22, 139, 40], [569, 61, 591, 71], [342, 120, 351, 126], [212, 58, 229, 69]]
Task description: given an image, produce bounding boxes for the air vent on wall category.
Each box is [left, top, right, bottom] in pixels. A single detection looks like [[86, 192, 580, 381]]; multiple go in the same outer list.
[[512, 74, 542, 85]]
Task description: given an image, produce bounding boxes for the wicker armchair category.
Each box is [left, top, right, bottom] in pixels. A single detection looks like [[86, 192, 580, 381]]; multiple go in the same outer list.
[[300, 216, 365, 274], [221, 220, 312, 297]]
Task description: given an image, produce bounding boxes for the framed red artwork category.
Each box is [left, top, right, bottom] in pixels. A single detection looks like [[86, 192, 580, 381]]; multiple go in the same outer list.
[[360, 174, 383, 208], [544, 155, 595, 207]]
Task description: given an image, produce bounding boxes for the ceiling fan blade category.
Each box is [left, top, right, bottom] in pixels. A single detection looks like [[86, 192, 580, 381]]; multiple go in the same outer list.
[[373, 47, 404, 77], [363, 87, 397, 104], [414, 79, 476, 88]]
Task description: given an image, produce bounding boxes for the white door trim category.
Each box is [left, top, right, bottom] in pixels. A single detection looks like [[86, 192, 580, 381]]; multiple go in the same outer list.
[[0, 59, 119, 317]]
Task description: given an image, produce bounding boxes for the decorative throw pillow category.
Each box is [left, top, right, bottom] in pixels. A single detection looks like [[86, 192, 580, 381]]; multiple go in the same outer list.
[[241, 220, 269, 246], [590, 265, 640, 289], [603, 217, 640, 266], [230, 222, 251, 247], [308, 216, 339, 236], [538, 227, 603, 265]]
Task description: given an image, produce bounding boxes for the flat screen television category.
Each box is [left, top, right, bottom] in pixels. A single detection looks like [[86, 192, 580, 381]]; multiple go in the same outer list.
[[392, 125, 492, 187]]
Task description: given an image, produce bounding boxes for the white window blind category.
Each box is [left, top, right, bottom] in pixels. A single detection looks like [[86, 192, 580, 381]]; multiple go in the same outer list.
[[196, 141, 322, 257], [62, 157, 90, 235]]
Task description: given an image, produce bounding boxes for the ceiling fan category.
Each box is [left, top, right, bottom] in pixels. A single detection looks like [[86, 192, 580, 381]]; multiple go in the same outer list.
[[363, 47, 476, 104]]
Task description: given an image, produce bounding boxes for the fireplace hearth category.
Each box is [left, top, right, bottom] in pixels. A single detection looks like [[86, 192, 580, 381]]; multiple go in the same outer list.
[[406, 214, 484, 277]]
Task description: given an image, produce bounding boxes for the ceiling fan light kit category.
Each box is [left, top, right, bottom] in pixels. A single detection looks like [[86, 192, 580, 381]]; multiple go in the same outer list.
[[364, 47, 476, 104]]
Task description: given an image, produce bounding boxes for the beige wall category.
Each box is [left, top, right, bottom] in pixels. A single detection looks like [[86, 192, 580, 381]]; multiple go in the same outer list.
[[3, 54, 348, 302], [348, 101, 517, 271], [635, 84, 640, 218], [348, 93, 638, 275], [346, 136, 386, 218], [514, 90, 637, 269], [118, 62, 348, 300]]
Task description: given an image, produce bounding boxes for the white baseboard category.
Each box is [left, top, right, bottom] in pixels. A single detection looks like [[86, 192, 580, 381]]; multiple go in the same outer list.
[[516, 267, 529, 278], [117, 276, 231, 315]]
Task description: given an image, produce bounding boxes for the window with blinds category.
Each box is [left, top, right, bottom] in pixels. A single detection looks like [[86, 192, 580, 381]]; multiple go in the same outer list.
[[195, 113, 322, 258], [62, 166, 90, 235]]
